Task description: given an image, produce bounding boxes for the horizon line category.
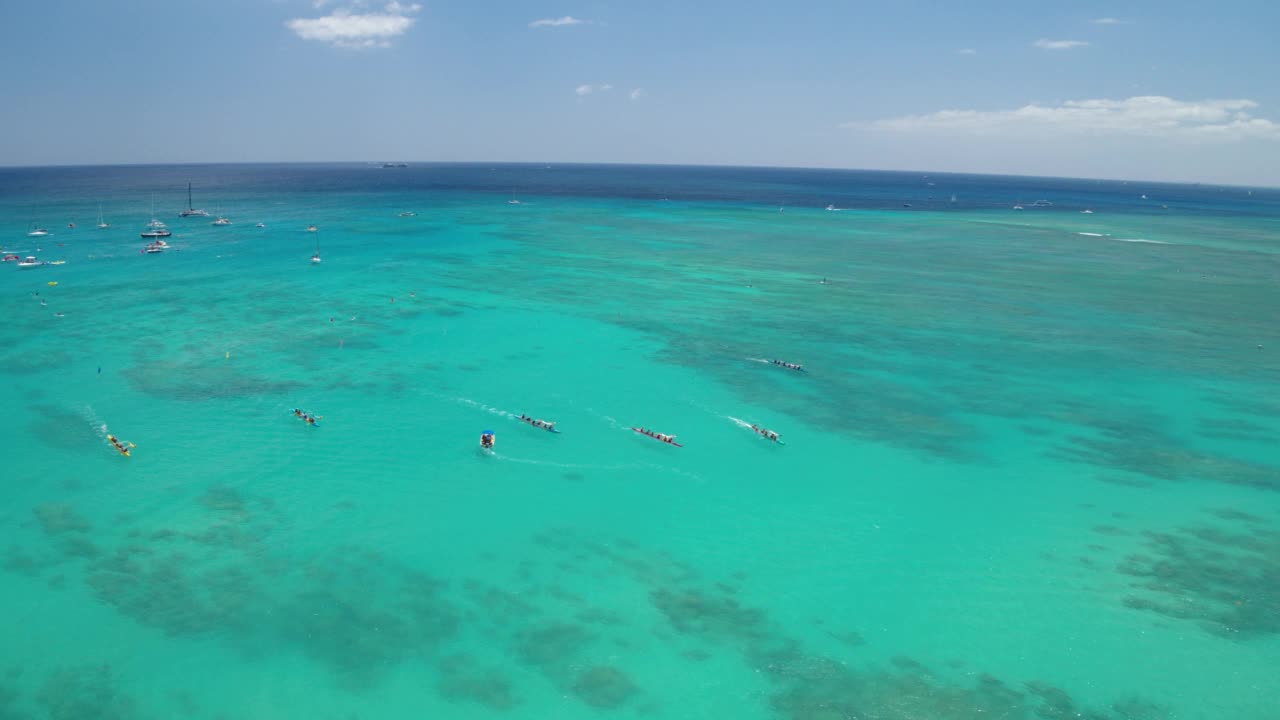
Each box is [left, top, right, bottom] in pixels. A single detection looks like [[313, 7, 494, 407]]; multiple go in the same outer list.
[[0, 159, 1274, 191]]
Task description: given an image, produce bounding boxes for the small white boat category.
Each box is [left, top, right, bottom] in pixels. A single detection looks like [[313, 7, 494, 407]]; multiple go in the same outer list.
[[144, 243, 166, 254], [1012, 205, 1024, 211], [27, 228, 50, 237], [306, 225, 318, 233], [256, 222, 266, 228], [398, 211, 417, 217], [96, 204, 109, 229], [1081, 209, 1094, 214], [507, 199, 521, 205], [212, 216, 232, 226], [17, 256, 43, 268]]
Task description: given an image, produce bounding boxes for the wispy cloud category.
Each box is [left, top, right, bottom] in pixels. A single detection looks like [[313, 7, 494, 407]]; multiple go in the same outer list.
[[530, 16, 589, 28], [958, 48, 976, 55], [576, 83, 612, 96], [1091, 17, 1127, 25], [287, 2, 421, 49], [629, 88, 644, 101], [859, 96, 1280, 141], [1034, 38, 1088, 50]]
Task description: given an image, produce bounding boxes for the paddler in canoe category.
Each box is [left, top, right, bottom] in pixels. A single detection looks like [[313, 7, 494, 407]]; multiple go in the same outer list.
[[750, 424, 782, 442], [518, 414, 558, 432], [632, 427, 682, 447], [107, 434, 135, 456]]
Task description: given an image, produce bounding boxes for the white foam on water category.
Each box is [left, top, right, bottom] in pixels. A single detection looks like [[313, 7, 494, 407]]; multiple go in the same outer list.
[[1076, 232, 1108, 237], [455, 397, 516, 419], [1115, 238, 1171, 244], [583, 407, 624, 430]]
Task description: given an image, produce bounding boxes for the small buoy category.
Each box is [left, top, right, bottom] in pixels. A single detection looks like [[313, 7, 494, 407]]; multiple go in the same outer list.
[[48, 281, 57, 286], [225, 351, 230, 360]]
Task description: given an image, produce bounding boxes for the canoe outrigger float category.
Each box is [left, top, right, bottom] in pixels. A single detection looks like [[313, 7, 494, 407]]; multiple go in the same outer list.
[[632, 427, 682, 447], [107, 434, 134, 457], [291, 408, 321, 426], [750, 424, 783, 443], [518, 414, 559, 433], [770, 359, 805, 372]]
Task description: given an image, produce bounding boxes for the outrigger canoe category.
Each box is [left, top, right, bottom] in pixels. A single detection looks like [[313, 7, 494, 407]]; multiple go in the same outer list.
[[518, 415, 560, 433], [750, 424, 784, 443], [769, 359, 805, 372], [107, 434, 132, 456], [631, 427, 682, 447]]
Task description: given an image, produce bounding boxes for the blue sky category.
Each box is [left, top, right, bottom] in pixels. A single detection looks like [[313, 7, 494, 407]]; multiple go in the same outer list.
[[2, 0, 1278, 184]]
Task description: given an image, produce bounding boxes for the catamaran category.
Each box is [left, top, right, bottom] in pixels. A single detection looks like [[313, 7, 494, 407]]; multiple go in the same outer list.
[[140, 219, 172, 239], [179, 183, 209, 217]]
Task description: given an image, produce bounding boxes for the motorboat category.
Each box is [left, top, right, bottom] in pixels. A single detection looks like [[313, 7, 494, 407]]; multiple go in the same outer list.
[[17, 256, 43, 268]]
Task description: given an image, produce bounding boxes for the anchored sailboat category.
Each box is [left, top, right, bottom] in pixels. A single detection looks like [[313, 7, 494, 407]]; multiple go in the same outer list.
[[96, 203, 110, 229], [179, 182, 208, 217], [27, 206, 50, 237], [311, 228, 321, 264]]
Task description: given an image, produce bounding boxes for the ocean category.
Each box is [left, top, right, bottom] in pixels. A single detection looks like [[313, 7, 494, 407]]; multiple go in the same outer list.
[[1, 163, 1277, 719]]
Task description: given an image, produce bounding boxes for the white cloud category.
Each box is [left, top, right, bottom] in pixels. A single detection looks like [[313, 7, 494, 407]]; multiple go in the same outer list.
[[1034, 39, 1088, 50], [576, 83, 612, 96], [1091, 17, 1127, 25], [630, 88, 644, 101], [958, 48, 976, 55], [530, 16, 589, 28], [860, 96, 1280, 141], [287, 3, 421, 49]]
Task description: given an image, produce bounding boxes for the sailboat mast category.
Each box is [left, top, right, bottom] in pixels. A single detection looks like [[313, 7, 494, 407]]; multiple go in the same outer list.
[[187, 182, 193, 211]]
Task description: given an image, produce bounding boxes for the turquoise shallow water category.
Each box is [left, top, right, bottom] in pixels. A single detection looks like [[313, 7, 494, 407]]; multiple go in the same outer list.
[[2, 164, 1279, 719]]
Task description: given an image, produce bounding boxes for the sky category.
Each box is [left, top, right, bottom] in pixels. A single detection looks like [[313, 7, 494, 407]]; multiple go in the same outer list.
[[2, 0, 1279, 185]]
